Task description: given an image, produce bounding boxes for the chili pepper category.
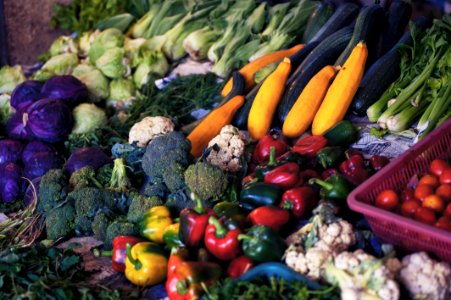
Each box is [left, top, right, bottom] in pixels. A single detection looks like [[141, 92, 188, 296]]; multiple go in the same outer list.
[[204, 216, 241, 260], [263, 162, 300, 189], [299, 169, 320, 182], [238, 225, 287, 263], [163, 223, 184, 248], [239, 182, 283, 210], [227, 255, 254, 279], [236, 262, 324, 290], [179, 193, 215, 248], [94, 235, 144, 272], [280, 186, 318, 218], [369, 155, 390, 171], [213, 201, 248, 229], [125, 242, 168, 286], [309, 174, 351, 201], [252, 129, 287, 164], [248, 206, 290, 231], [316, 146, 343, 169], [321, 168, 338, 180], [292, 135, 328, 157], [139, 206, 173, 243]]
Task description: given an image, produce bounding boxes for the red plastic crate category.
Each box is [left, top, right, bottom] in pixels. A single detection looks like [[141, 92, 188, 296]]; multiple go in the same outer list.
[[348, 118, 451, 262]]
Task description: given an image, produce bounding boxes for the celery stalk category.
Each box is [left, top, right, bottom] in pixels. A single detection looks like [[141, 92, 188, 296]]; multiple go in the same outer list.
[[435, 108, 451, 128], [386, 98, 429, 132]]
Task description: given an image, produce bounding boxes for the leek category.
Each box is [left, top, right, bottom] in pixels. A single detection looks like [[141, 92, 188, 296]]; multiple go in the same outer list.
[[246, 2, 267, 34], [153, 13, 185, 36], [207, 24, 236, 63], [144, 0, 186, 38], [249, 31, 292, 61], [261, 3, 290, 36], [183, 27, 220, 61], [224, 0, 256, 25], [275, 0, 316, 36], [130, 5, 160, 38]]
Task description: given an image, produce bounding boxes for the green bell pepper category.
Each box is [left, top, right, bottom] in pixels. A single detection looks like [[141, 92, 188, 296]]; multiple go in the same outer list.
[[213, 201, 248, 229], [238, 225, 287, 263], [239, 182, 283, 211], [316, 146, 343, 169], [309, 174, 351, 201]]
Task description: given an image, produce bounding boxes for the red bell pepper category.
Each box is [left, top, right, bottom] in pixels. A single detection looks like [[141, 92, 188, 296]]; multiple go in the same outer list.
[[252, 129, 287, 164], [179, 193, 215, 248], [248, 206, 290, 231], [299, 169, 320, 182], [369, 155, 390, 171], [280, 186, 318, 218], [321, 168, 338, 180], [227, 255, 254, 279], [292, 135, 327, 157], [339, 153, 369, 186], [93, 235, 144, 272], [204, 217, 241, 260], [264, 162, 300, 190]]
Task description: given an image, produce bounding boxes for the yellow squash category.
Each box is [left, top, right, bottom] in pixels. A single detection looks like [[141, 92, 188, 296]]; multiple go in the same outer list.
[[221, 44, 303, 97], [248, 57, 292, 139], [312, 42, 367, 135], [282, 65, 338, 138]]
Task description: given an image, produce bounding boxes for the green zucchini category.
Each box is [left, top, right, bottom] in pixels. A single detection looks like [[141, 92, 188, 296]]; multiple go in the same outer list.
[[219, 71, 245, 105], [302, 1, 335, 43], [381, 0, 412, 55], [309, 2, 360, 43], [323, 120, 358, 146], [232, 81, 263, 130], [335, 4, 385, 67], [276, 26, 354, 124]]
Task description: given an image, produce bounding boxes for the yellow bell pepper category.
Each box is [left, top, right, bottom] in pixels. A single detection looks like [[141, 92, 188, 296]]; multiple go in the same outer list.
[[139, 205, 173, 243], [125, 241, 168, 286]]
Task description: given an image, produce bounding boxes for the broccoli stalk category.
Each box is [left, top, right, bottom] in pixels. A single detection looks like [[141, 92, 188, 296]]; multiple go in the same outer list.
[[109, 158, 131, 190]]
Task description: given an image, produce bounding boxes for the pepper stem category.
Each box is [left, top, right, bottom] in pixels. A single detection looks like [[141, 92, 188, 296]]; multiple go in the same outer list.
[[93, 249, 113, 257], [209, 217, 227, 238], [237, 234, 252, 241], [176, 280, 188, 295], [191, 192, 205, 214], [309, 178, 334, 191], [282, 200, 294, 210], [268, 146, 277, 165], [126, 243, 142, 270]]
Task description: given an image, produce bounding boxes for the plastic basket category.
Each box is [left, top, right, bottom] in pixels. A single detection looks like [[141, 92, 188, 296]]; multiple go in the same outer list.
[[348, 118, 451, 262]]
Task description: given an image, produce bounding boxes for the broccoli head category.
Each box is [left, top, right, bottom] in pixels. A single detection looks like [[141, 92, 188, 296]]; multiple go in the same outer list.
[[184, 162, 228, 200], [127, 192, 163, 223], [140, 176, 169, 198], [38, 169, 68, 213], [104, 218, 138, 250], [92, 211, 115, 241], [163, 163, 187, 193], [142, 131, 191, 193], [74, 215, 93, 236], [96, 163, 113, 187], [69, 166, 103, 190], [46, 202, 76, 240]]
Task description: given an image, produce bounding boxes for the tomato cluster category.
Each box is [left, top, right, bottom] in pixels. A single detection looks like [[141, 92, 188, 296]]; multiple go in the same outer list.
[[375, 159, 451, 231]]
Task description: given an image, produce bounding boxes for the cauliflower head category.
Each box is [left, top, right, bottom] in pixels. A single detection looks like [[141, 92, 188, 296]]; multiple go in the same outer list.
[[399, 252, 451, 300], [129, 116, 175, 147], [206, 125, 245, 172]]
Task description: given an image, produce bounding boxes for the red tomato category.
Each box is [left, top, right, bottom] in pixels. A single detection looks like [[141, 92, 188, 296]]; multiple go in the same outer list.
[[418, 174, 440, 189], [292, 135, 328, 157], [375, 190, 399, 211], [414, 184, 434, 201], [415, 207, 436, 225], [401, 199, 421, 218], [401, 188, 416, 203], [440, 168, 451, 185], [422, 194, 445, 213], [445, 203, 451, 218], [435, 216, 451, 232], [436, 184, 451, 202], [429, 159, 449, 177]]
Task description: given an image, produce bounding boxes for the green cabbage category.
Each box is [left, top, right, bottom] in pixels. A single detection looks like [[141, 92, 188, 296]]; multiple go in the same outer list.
[[72, 103, 108, 134], [108, 78, 135, 107], [0, 65, 26, 94], [95, 47, 128, 79], [39, 53, 79, 77], [88, 28, 124, 63], [133, 51, 169, 87], [49, 36, 79, 57], [75, 69, 110, 102]]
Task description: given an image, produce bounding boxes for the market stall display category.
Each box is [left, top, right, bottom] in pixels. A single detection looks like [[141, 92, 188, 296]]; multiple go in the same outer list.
[[0, 0, 450, 299]]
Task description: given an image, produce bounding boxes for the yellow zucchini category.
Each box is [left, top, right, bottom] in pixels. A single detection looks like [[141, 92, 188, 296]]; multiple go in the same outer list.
[[248, 57, 292, 139], [282, 65, 338, 138], [312, 42, 367, 135]]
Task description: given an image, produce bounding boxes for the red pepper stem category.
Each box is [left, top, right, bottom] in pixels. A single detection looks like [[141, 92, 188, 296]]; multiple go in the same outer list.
[[282, 200, 294, 210], [209, 217, 227, 237], [237, 234, 252, 241], [126, 243, 142, 270], [176, 280, 188, 295], [309, 178, 333, 191], [191, 192, 205, 214], [268, 146, 277, 165], [93, 249, 112, 257]]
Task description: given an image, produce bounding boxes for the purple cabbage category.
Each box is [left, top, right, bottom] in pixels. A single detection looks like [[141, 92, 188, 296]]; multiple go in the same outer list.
[[24, 98, 73, 143], [24, 151, 62, 180], [0, 139, 24, 165], [22, 141, 58, 165], [0, 162, 22, 202], [6, 111, 33, 140], [64, 147, 112, 175], [41, 75, 88, 106], [10, 80, 43, 110]]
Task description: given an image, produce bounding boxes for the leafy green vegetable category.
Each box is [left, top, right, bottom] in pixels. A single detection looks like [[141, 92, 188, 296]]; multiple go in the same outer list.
[[369, 127, 389, 139]]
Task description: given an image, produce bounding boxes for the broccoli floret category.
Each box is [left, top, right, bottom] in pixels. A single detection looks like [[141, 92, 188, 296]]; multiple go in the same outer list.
[[46, 203, 76, 240], [140, 176, 169, 198], [163, 163, 187, 192], [184, 162, 228, 200], [142, 131, 191, 193], [104, 218, 138, 250], [69, 166, 103, 190], [38, 169, 68, 213], [96, 163, 113, 187], [127, 192, 163, 223], [74, 215, 93, 236], [92, 211, 115, 241]]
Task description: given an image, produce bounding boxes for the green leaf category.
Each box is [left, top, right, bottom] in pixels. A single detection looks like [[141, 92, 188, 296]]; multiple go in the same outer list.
[[60, 255, 80, 272]]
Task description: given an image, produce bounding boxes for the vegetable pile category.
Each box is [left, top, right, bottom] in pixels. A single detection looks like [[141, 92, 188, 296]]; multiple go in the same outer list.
[[0, 0, 450, 299]]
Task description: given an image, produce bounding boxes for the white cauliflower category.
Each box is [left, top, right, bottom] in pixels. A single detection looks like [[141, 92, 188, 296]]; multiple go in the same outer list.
[[206, 125, 246, 172], [324, 250, 400, 300], [399, 252, 451, 300], [128, 116, 175, 147]]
